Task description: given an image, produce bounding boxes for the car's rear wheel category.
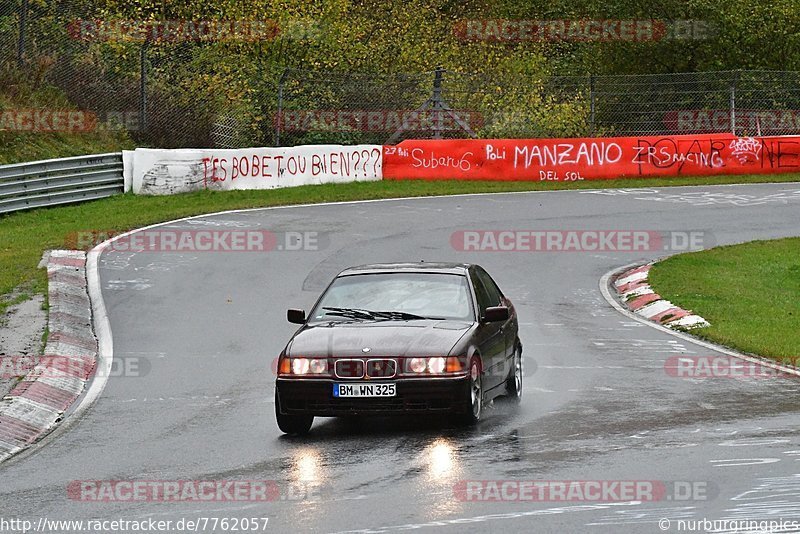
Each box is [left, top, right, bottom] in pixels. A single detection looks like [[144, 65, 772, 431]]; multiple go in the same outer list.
[[275, 392, 313, 435], [458, 358, 482, 425], [505, 344, 523, 403]]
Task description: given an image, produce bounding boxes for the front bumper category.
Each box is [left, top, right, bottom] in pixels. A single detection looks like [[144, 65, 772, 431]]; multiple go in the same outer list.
[[276, 377, 470, 416]]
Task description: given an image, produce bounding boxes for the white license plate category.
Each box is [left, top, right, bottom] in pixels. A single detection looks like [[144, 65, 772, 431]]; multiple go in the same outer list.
[[333, 383, 396, 397]]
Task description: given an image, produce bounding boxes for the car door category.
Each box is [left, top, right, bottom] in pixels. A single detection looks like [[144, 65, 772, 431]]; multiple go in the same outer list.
[[469, 267, 507, 392], [476, 267, 517, 364]]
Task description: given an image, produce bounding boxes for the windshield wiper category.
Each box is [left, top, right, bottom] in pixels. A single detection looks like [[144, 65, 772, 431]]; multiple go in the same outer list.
[[322, 307, 437, 321], [321, 307, 378, 320], [370, 310, 431, 321]]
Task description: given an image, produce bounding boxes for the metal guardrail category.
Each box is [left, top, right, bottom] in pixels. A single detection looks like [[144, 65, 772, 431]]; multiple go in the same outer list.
[[0, 153, 124, 215]]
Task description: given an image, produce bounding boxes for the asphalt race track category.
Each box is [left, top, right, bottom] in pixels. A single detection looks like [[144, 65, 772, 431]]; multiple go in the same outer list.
[[3, 182, 800, 533]]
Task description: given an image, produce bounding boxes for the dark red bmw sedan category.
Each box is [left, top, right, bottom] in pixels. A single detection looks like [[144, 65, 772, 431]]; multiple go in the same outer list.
[[275, 262, 522, 434]]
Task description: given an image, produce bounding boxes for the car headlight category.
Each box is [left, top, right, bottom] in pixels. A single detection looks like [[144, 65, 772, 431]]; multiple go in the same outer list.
[[427, 357, 446, 374], [280, 357, 328, 376], [404, 356, 463, 375], [292, 358, 310, 375], [309, 358, 328, 374], [408, 357, 427, 373]]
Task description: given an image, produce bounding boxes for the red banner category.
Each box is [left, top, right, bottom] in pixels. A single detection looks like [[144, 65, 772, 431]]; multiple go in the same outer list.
[[382, 134, 800, 181]]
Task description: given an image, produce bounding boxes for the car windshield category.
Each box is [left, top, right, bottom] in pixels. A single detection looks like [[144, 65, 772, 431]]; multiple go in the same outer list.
[[309, 272, 474, 322]]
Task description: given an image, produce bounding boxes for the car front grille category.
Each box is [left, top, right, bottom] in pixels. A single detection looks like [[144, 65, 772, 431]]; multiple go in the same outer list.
[[334, 358, 397, 378], [366, 359, 397, 378], [334, 359, 365, 379]]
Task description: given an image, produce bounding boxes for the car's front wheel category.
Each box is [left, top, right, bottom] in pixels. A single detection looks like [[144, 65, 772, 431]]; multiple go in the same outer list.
[[275, 392, 313, 435], [458, 357, 482, 425]]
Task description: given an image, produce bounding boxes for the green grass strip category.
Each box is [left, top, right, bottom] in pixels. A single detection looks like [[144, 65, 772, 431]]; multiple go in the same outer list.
[[649, 237, 800, 363]]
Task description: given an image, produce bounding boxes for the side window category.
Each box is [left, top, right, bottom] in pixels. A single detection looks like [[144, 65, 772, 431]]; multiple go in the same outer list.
[[476, 268, 503, 307], [470, 271, 492, 317]]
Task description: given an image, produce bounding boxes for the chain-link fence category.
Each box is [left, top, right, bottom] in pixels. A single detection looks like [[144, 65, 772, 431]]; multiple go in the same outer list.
[[3, 0, 800, 149], [278, 69, 800, 145]]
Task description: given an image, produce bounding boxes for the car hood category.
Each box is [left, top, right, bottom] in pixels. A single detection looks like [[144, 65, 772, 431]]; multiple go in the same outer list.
[[286, 320, 473, 358]]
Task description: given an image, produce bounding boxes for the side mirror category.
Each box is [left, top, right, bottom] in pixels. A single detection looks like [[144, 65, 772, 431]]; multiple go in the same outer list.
[[482, 306, 509, 323], [287, 308, 306, 324]]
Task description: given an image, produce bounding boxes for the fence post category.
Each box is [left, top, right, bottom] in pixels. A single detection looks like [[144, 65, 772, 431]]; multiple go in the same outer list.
[[589, 74, 596, 136], [275, 68, 288, 146], [729, 71, 738, 135], [139, 44, 148, 134], [431, 66, 445, 139], [387, 66, 475, 144], [16, 0, 28, 67]]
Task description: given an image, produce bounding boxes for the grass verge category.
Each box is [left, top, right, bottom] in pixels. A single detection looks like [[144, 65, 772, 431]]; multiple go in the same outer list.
[[1, 173, 799, 316], [649, 237, 800, 362], [0, 70, 134, 165]]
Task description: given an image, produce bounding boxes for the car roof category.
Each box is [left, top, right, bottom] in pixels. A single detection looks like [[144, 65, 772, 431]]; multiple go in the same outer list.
[[337, 262, 473, 276]]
